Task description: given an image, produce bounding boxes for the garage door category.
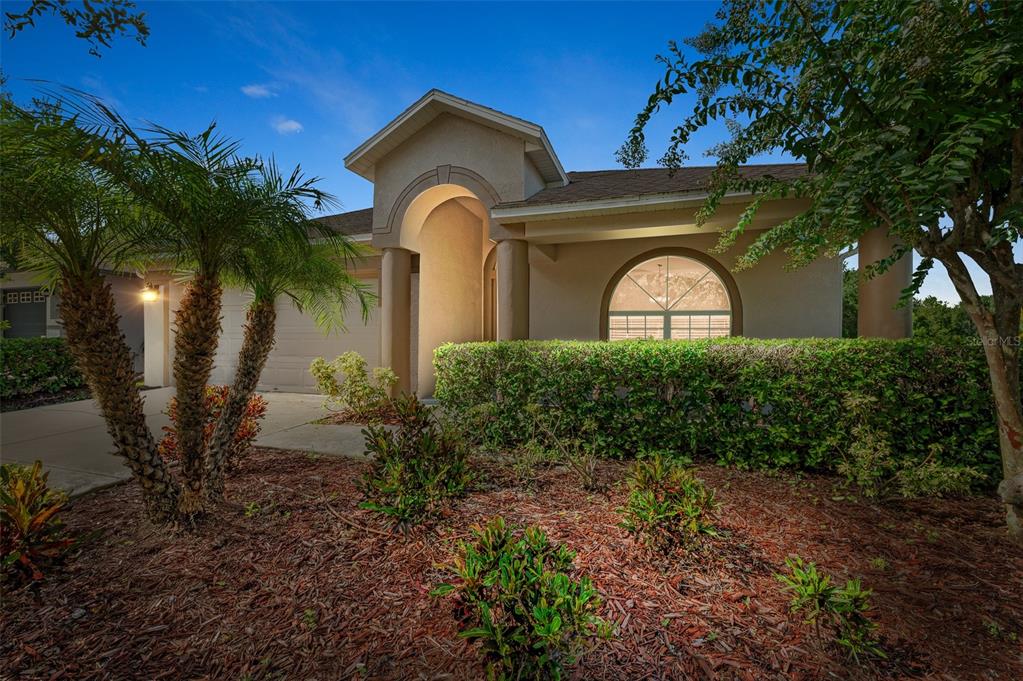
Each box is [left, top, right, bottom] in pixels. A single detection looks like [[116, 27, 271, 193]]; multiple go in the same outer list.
[[211, 281, 381, 393]]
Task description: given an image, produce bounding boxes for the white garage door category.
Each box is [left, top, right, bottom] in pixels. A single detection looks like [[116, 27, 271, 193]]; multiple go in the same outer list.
[[211, 281, 381, 393]]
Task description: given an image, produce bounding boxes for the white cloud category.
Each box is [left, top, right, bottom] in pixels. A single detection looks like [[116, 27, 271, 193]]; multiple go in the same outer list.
[[272, 116, 303, 135], [241, 83, 275, 98]]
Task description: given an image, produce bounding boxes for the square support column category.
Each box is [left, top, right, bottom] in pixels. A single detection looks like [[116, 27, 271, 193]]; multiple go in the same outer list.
[[496, 239, 529, 340], [858, 227, 913, 338], [381, 247, 413, 394], [143, 284, 171, 386]]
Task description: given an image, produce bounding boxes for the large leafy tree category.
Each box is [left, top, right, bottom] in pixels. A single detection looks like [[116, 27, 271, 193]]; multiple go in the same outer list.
[[0, 100, 180, 521], [619, 0, 1023, 540], [4, 0, 148, 57]]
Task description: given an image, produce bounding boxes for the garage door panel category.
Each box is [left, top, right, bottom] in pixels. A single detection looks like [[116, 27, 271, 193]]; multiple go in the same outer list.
[[212, 281, 380, 393]]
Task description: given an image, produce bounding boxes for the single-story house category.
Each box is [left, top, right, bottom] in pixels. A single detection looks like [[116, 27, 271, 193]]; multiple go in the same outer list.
[[3, 90, 912, 396]]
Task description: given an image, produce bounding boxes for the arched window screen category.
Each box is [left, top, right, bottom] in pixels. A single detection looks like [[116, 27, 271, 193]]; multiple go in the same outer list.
[[608, 255, 732, 340]]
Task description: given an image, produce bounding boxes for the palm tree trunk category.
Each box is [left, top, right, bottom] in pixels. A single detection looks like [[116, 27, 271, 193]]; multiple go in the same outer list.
[[206, 298, 277, 499], [58, 273, 180, 522], [172, 274, 223, 516]]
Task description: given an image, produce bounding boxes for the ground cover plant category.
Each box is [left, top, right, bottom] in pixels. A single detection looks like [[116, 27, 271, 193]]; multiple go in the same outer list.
[[776, 557, 885, 662], [157, 385, 268, 473], [0, 462, 73, 583], [1, 447, 1020, 679], [431, 516, 611, 679], [311, 351, 398, 423], [618, 454, 718, 554], [359, 394, 473, 527]]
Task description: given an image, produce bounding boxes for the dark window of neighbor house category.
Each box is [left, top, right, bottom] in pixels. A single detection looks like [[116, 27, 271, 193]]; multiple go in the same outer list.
[[2, 288, 47, 338]]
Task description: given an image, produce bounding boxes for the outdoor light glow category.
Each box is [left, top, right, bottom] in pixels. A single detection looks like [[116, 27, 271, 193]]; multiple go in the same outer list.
[[141, 285, 159, 302]]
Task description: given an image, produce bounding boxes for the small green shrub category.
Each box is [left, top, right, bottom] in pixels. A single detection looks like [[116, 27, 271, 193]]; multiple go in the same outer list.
[[431, 516, 611, 679], [1, 461, 73, 582], [521, 404, 603, 492], [776, 556, 885, 662], [359, 394, 472, 526], [434, 339, 998, 482], [837, 394, 984, 498], [0, 337, 86, 400], [310, 351, 398, 421], [618, 454, 717, 553]]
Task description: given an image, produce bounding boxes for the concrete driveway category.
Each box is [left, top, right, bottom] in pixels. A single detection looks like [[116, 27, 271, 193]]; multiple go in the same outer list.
[[0, 388, 356, 495]]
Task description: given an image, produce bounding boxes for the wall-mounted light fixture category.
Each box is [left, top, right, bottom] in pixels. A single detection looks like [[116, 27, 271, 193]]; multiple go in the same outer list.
[[141, 284, 159, 302]]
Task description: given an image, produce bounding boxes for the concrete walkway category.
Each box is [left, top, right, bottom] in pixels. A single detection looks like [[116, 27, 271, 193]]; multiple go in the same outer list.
[[0, 389, 368, 496]]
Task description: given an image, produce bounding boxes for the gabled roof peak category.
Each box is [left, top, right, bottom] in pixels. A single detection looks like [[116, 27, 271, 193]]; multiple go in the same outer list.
[[343, 89, 567, 186]]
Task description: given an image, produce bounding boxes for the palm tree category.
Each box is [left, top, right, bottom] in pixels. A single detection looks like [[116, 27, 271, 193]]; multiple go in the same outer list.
[[63, 95, 333, 518], [0, 100, 181, 522], [204, 196, 373, 497]]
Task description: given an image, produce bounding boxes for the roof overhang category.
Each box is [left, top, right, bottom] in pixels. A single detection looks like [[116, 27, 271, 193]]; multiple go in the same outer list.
[[491, 191, 757, 224], [344, 89, 568, 186]]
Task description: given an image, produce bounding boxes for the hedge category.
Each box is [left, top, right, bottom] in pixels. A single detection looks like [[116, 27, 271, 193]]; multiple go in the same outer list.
[[0, 337, 86, 400], [434, 339, 1000, 481]]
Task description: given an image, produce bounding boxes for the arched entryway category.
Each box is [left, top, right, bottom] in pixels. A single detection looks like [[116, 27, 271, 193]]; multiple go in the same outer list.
[[382, 172, 499, 396]]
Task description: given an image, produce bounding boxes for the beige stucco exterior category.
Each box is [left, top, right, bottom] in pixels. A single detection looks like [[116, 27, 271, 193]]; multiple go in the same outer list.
[[51, 89, 906, 396]]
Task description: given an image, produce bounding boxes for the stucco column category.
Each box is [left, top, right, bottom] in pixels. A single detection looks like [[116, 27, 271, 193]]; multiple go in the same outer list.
[[143, 284, 170, 387], [858, 227, 913, 338], [496, 239, 529, 340], [381, 247, 413, 393]]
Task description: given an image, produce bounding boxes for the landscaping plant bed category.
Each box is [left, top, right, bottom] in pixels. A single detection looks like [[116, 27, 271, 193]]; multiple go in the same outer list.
[[2, 448, 1020, 680], [0, 386, 94, 413], [316, 405, 401, 427]]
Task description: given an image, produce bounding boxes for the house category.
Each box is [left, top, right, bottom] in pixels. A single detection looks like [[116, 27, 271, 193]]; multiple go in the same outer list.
[[9, 90, 913, 396]]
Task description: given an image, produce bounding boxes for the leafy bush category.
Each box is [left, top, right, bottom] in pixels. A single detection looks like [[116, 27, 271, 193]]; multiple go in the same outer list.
[[434, 339, 998, 482], [310, 351, 397, 421], [776, 556, 885, 662], [0, 337, 86, 399], [1, 462, 73, 582], [837, 394, 984, 498], [359, 394, 472, 526], [158, 385, 268, 469], [618, 454, 717, 553], [431, 516, 611, 679]]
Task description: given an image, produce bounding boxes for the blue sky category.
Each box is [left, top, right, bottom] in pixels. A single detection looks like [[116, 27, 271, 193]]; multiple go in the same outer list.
[[0, 0, 1001, 301]]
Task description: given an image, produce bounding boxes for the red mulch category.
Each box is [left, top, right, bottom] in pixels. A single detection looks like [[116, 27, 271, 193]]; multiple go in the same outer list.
[[317, 405, 400, 426], [2, 449, 1021, 680]]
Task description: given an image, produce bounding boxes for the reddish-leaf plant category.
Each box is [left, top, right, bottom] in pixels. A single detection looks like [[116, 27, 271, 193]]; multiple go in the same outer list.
[[159, 385, 268, 475]]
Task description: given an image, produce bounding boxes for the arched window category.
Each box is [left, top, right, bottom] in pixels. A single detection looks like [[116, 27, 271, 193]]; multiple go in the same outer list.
[[606, 254, 735, 340]]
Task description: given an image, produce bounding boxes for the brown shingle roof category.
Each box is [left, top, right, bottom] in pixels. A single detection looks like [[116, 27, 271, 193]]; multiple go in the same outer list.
[[495, 163, 806, 210], [316, 207, 372, 236]]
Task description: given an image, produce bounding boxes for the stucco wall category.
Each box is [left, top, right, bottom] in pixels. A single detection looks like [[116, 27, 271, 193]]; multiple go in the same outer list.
[[529, 231, 842, 340], [371, 113, 530, 247], [415, 199, 484, 394]]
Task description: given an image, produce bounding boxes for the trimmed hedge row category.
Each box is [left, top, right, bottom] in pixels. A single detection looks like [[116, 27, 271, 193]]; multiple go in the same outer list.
[[434, 339, 999, 480], [0, 337, 86, 399]]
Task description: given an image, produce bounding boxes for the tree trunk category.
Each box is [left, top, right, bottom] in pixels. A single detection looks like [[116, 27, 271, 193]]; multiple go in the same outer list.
[[941, 255, 1023, 542], [205, 298, 277, 499], [172, 274, 223, 517], [58, 273, 180, 522]]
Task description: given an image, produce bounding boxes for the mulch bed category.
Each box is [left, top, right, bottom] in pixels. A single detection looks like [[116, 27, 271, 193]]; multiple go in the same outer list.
[[0, 387, 93, 412], [2, 448, 1021, 680], [316, 405, 401, 426]]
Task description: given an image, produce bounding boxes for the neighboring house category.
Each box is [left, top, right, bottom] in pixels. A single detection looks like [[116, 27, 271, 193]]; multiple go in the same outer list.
[[0, 270, 146, 373], [11, 89, 914, 396]]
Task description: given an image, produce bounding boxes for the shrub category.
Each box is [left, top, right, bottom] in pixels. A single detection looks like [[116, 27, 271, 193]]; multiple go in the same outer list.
[[310, 352, 397, 421], [359, 394, 473, 526], [158, 385, 268, 469], [522, 404, 603, 492], [0, 337, 86, 400], [434, 339, 998, 483], [776, 556, 885, 662], [1, 461, 73, 582], [618, 454, 717, 553], [431, 516, 611, 679], [837, 394, 984, 498]]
